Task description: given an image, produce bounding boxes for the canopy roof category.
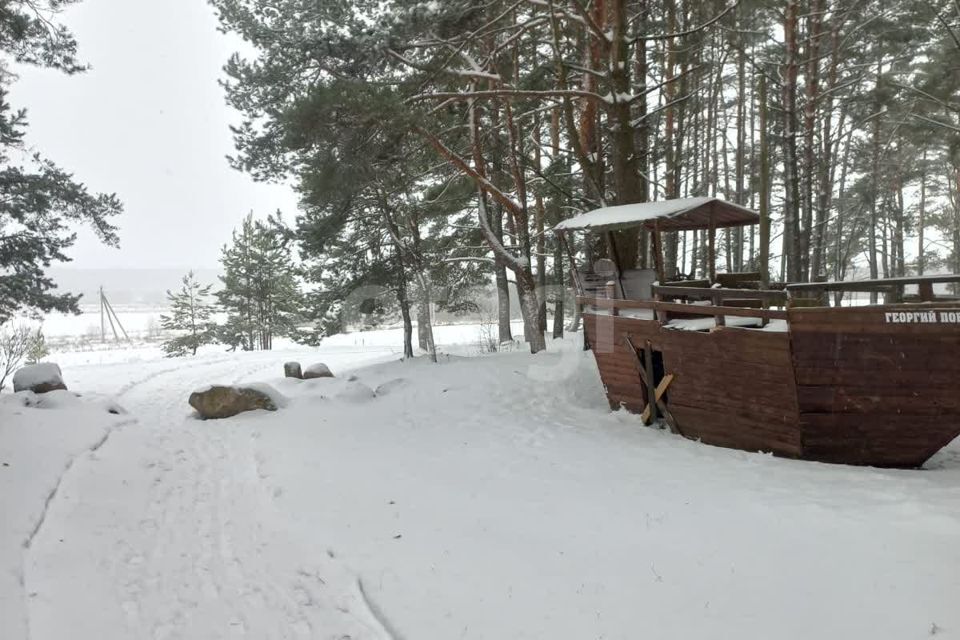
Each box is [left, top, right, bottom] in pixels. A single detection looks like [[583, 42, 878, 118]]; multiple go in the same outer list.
[[554, 197, 759, 233]]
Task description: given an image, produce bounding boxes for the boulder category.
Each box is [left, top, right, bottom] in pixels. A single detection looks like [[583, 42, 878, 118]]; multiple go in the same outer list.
[[303, 363, 334, 379], [12, 363, 67, 394], [189, 384, 281, 420], [284, 361, 303, 379]]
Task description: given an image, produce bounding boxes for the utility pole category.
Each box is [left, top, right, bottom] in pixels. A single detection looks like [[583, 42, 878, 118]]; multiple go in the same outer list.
[[99, 286, 130, 343]]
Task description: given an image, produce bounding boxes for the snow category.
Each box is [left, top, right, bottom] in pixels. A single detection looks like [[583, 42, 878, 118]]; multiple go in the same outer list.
[[245, 382, 289, 408], [554, 197, 758, 232], [664, 315, 784, 331], [0, 392, 130, 640], [1, 325, 959, 639], [609, 311, 789, 332], [11, 363, 64, 391]]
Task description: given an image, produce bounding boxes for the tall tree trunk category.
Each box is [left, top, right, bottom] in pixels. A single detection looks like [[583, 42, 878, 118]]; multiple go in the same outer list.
[[759, 73, 771, 287], [606, 0, 641, 268], [397, 261, 414, 359], [918, 151, 927, 274], [492, 201, 513, 343], [634, 0, 650, 270], [553, 243, 565, 339], [533, 116, 548, 333], [487, 99, 514, 344], [782, 0, 803, 282], [735, 27, 746, 271], [415, 277, 437, 363], [868, 58, 883, 301], [662, 0, 680, 277], [800, 0, 823, 280], [811, 5, 840, 280], [515, 270, 546, 353]]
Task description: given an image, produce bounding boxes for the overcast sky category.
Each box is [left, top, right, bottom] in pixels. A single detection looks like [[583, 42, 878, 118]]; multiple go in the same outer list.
[[9, 0, 299, 270]]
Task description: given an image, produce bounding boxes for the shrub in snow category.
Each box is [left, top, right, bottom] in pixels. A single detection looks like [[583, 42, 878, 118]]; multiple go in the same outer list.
[[189, 384, 284, 420], [1, 324, 33, 391], [303, 363, 334, 379], [12, 362, 67, 394], [284, 362, 303, 379]]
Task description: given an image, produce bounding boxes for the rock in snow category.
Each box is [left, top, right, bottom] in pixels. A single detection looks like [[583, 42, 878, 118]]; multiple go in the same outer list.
[[283, 361, 303, 379], [189, 384, 283, 419], [12, 363, 67, 394], [303, 363, 334, 379]]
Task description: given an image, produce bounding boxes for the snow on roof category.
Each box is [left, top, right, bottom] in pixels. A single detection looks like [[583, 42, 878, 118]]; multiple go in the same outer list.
[[554, 197, 759, 233]]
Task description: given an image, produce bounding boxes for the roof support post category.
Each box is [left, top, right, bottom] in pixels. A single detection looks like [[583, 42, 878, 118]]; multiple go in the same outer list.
[[651, 222, 666, 284], [559, 230, 583, 297], [605, 231, 627, 299], [708, 209, 717, 283]]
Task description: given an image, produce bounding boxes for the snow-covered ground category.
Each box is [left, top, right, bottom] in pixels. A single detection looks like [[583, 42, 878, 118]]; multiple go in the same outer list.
[[2, 326, 959, 639]]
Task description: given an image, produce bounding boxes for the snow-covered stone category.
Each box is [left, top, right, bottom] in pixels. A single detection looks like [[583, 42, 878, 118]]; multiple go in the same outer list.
[[12, 363, 66, 394], [283, 361, 303, 379], [303, 362, 334, 379], [188, 384, 283, 419]]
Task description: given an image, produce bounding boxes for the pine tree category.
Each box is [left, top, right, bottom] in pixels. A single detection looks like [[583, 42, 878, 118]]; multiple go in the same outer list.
[[160, 272, 217, 357], [217, 214, 302, 351], [0, 1, 121, 324], [26, 328, 49, 364], [211, 0, 960, 317]]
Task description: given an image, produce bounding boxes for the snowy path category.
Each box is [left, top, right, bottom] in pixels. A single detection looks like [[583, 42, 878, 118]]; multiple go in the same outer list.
[[6, 331, 960, 639], [23, 354, 394, 640]]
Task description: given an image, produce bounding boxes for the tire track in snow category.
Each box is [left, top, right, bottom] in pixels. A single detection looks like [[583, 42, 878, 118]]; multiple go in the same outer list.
[[24, 354, 269, 559], [23, 417, 138, 551], [358, 577, 406, 640], [25, 355, 392, 640], [114, 355, 240, 398]]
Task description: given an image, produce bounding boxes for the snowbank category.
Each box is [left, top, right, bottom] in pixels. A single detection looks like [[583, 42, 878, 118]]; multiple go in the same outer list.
[[0, 393, 129, 639], [3, 327, 958, 639], [244, 343, 960, 640]]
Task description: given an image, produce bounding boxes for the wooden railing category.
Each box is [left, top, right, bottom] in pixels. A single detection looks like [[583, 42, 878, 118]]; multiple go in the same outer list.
[[577, 296, 788, 323], [786, 274, 960, 303], [652, 285, 788, 306]]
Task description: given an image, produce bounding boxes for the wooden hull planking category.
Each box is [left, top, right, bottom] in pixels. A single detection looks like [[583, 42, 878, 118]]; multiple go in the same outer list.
[[583, 305, 960, 467]]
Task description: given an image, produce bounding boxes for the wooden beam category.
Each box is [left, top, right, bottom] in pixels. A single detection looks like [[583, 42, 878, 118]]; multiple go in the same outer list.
[[622, 337, 682, 435], [708, 208, 717, 283], [711, 291, 726, 326], [605, 231, 627, 300], [641, 373, 674, 423], [652, 285, 788, 303], [580, 296, 790, 320], [644, 340, 658, 423], [787, 274, 960, 293], [651, 222, 666, 283]]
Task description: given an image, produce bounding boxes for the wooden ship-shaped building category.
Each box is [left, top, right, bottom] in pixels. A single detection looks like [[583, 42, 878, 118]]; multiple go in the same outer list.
[[555, 197, 960, 467]]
